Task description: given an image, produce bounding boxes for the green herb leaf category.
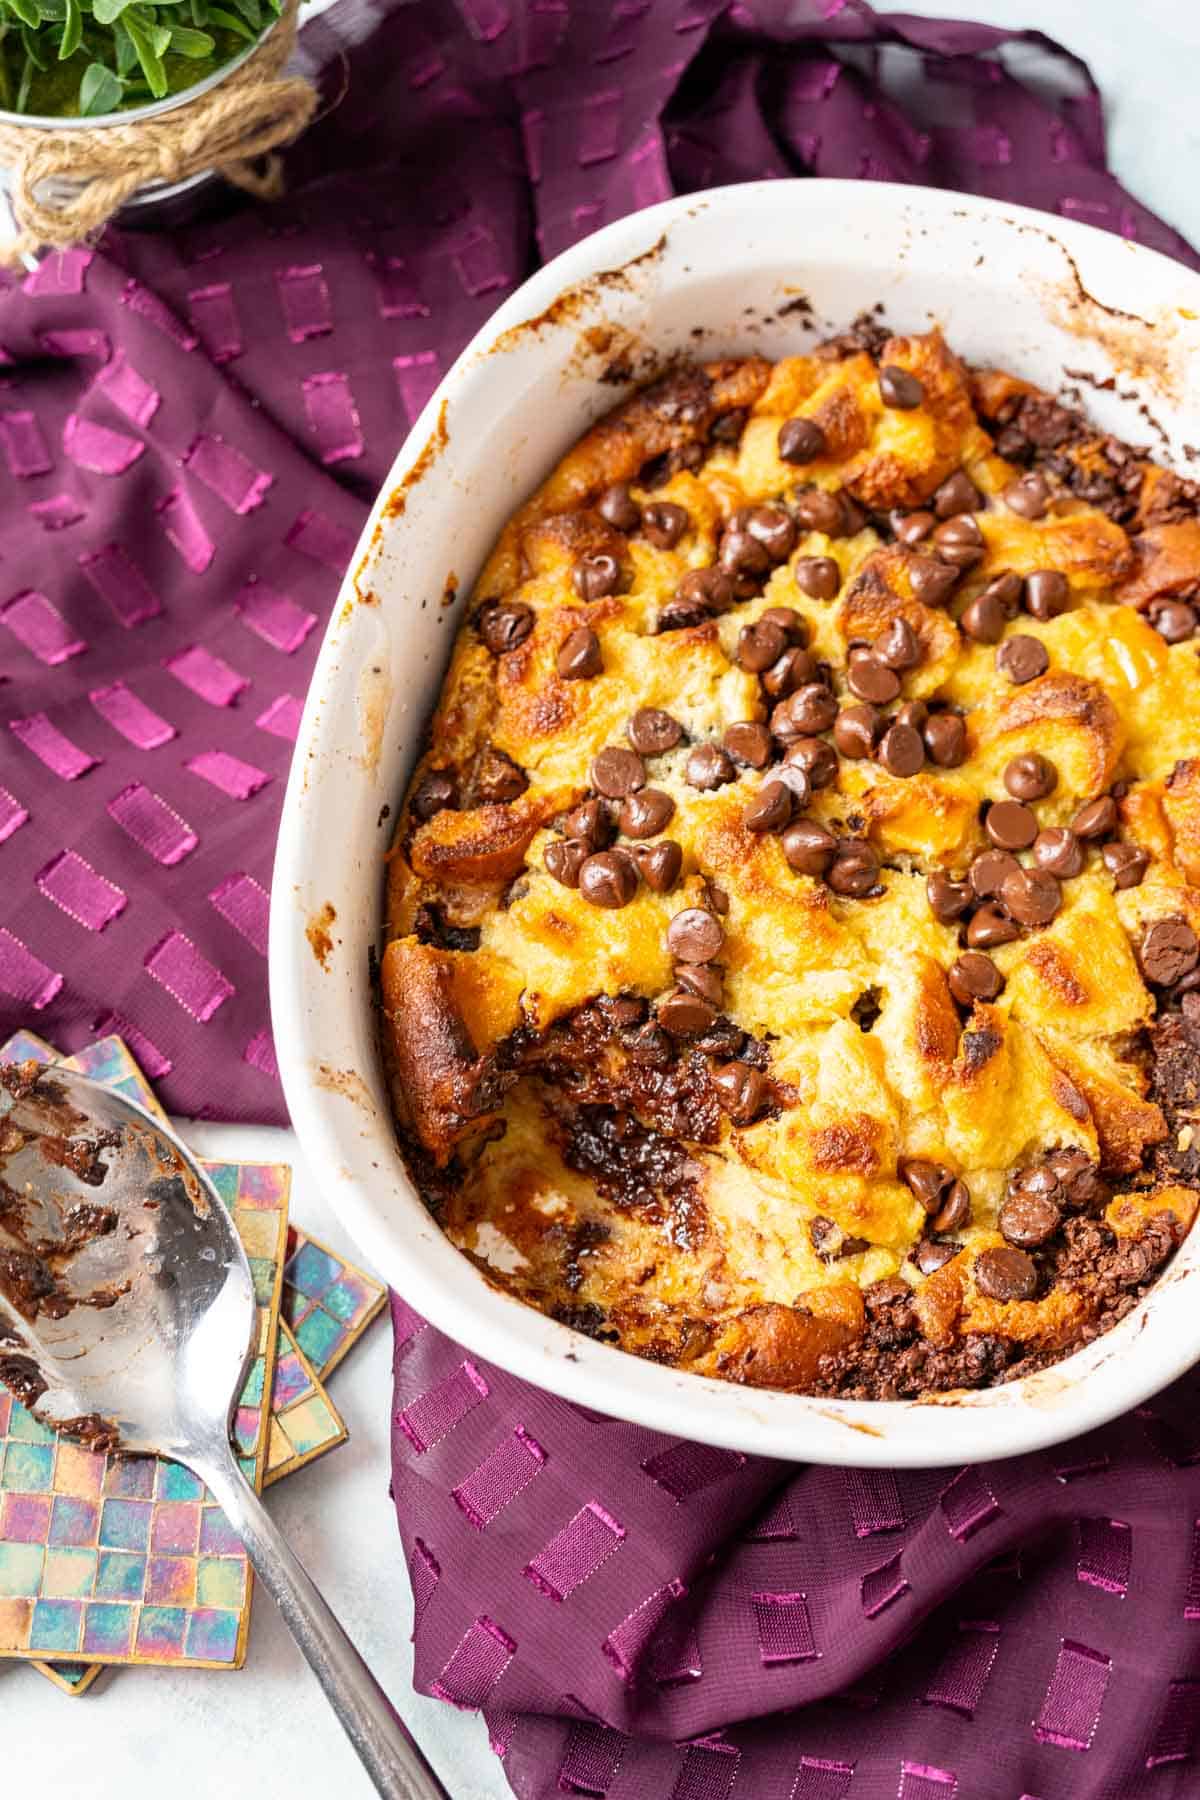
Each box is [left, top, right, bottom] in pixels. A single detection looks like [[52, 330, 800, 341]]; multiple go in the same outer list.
[[120, 6, 166, 95], [79, 58, 122, 112], [204, 4, 252, 35], [19, 20, 45, 65], [15, 45, 34, 107], [166, 21, 210, 53], [5, 0, 41, 33], [112, 16, 136, 72], [91, 0, 134, 24], [58, 0, 81, 61]]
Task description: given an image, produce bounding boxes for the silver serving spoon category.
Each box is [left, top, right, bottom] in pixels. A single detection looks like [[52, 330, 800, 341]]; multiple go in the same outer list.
[[0, 1065, 448, 1800]]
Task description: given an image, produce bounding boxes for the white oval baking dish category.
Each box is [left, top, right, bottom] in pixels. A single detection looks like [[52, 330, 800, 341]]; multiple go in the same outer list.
[[271, 180, 1200, 1466]]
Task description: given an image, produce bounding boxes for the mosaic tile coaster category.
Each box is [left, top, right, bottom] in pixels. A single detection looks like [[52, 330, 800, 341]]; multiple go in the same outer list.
[[265, 1322, 348, 1486], [31, 1658, 104, 1695], [0, 1033, 290, 1669], [283, 1226, 387, 1380]]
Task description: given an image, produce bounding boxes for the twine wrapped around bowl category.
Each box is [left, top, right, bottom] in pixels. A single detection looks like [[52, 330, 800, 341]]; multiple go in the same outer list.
[[0, 0, 316, 266]]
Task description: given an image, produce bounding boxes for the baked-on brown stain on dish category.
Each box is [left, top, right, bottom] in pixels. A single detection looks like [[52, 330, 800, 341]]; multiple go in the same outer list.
[[306, 902, 337, 970], [487, 233, 669, 358]]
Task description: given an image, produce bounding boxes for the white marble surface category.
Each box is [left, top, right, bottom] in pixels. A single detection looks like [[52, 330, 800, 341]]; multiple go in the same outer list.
[[6, 5, 1199, 1796]]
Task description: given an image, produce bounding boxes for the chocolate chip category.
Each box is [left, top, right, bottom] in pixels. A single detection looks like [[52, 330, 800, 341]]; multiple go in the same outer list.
[[922, 711, 967, 768], [478, 600, 534, 655], [1149, 599, 1198, 643], [706, 881, 730, 916], [999, 1190, 1061, 1249], [762, 645, 819, 699], [578, 849, 638, 908], [847, 650, 901, 705], [873, 617, 921, 671], [901, 1159, 953, 1211], [781, 818, 837, 876], [711, 407, 748, 443], [827, 841, 879, 896], [1042, 1147, 1108, 1212], [737, 618, 789, 673], [572, 552, 622, 601], [667, 906, 723, 963], [930, 1177, 971, 1233], [948, 951, 1004, 1006], [878, 722, 925, 777], [1024, 568, 1070, 620], [1003, 752, 1057, 801], [1003, 472, 1049, 519], [675, 962, 723, 1005], [712, 1061, 767, 1122], [794, 555, 841, 600], [1139, 916, 1200, 986], [914, 1239, 960, 1274], [895, 700, 928, 732], [792, 488, 848, 536], [966, 904, 1021, 948], [742, 506, 797, 561], [932, 514, 985, 569], [658, 991, 719, 1038], [772, 683, 839, 739], [627, 707, 682, 756], [544, 838, 588, 888], [926, 872, 972, 923], [672, 566, 735, 619], [743, 781, 794, 834], [596, 482, 640, 532], [909, 558, 961, 607], [476, 748, 528, 803], [892, 509, 935, 545], [642, 502, 690, 550], [626, 1021, 672, 1065], [723, 721, 772, 768], [879, 364, 924, 409], [719, 526, 771, 580], [933, 470, 981, 519], [784, 738, 839, 789], [995, 634, 1048, 685], [1071, 796, 1118, 840], [761, 605, 807, 641], [563, 798, 612, 850], [591, 746, 646, 797], [412, 769, 458, 820], [778, 417, 827, 463], [634, 839, 682, 892], [960, 573, 1022, 644], [556, 626, 603, 680], [1033, 827, 1084, 878], [986, 799, 1037, 850], [969, 849, 1022, 899], [834, 704, 883, 759], [974, 1245, 1037, 1302], [620, 788, 675, 838], [1102, 842, 1150, 889], [686, 743, 736, 789], [998, 866, 1062, 927]]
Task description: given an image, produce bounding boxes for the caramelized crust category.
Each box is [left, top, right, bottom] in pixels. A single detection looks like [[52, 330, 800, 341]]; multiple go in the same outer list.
[[380, 328, 1200, 1399]]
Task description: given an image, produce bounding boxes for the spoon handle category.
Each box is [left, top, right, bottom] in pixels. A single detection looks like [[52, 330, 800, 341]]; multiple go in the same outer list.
[[194, 1448, 451, 1800]]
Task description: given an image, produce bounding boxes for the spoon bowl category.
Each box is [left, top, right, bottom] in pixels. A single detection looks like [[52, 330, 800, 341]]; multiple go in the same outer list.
[[0, 1062, 446, 1800]]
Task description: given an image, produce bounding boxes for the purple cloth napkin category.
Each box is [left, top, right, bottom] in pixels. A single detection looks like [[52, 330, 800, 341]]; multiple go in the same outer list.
[[0, 0, 1194, 1123], [2, 5, 1199, 1792]]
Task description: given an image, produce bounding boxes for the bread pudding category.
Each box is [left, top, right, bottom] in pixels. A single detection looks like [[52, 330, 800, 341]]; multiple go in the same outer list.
[[378, 320, 1200, 1400]]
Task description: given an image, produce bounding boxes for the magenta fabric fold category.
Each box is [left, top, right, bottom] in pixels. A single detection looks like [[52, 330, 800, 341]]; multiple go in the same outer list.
[[1, 4, 1199, 1791]]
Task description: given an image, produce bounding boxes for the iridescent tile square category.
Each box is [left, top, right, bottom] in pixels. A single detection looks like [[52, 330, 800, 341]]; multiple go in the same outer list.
[[3, 1443, 55, 1492], [272, 1349, 309, 1409], [48, 1497, 99, 1547], [103, 1457, 156, 1500], [82, 1602, 133, 1657], [281, 1395, 340, 1458], [156, 1462, 204, 1504], [95, 1552, 145, 1601], [0, 1597, 32, 1649], [147, 1555, 196, 1606], [30, 1598, 82, 1654], [53, 1442, 105, 1499], [295, 1309, 343, 1369], [135, 1605, 188, 1659], [203, 1162, 239, 1207], [196, 1558, 245, 1610], [236, 1164, 288, 1210], [238, 1209, 283, 1257], [324, 1275, 372, 1323], [288, 1241, 340, 1298], [184, 1607, 239, 1663], [1, 1493, 51, 1542], [248, 1256, 277, 1306], [98, 1499, 152, 1551], [151, 1502, 200, 1556], [9, 1402, 54, 1443], [0, 1544, 44, 1597], [42, 1548, 96, 1600], [198, 1507, 242, 1558]]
